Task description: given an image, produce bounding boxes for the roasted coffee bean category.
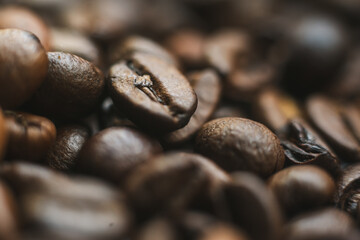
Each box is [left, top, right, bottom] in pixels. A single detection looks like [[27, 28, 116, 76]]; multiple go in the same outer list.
[[0, 181, 18, 240], [164, 29, 206, 69], [77, 127, 162, 183], [204, 30, 250, 76], [45, 125, 90, 171], [254, 88, 301, 132], [279, 119, 340, 176], [108, 52, 197, 132], [0, 108, 7, 161], [20, 177, 131, 239], [306, 95, 360, 162], [195, 117, 284, 177], [4, 111, 56, 162], [110, 35, 178, 67], [283, 208, 356, 240], [50, 28, 101, 66], [162, 69, 221, 146], [0, 5, 50, 50], [0, 29, 48, 109], [335, 164, 360, 217], [125, 152, 229, 217], [268, 165, 335, 217], [28, 52, 105, 119], [219, 172, 283, 240]]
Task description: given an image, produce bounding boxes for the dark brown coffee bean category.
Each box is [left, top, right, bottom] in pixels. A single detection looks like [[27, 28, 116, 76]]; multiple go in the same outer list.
[[335, 164, 360, 217], [219, 172, 283, 240], [45, 125, 90, 171], [283, 208, 356, 240], [0, 181, 18, 240], [195, 117, 285, 177], [162, 69, 221, 146], [108, 52, 197, 132], [28, 52, 105, 119], [268, 165, 335, 217], [204, 30, 250, 76], [125, 152, 229, 217], [254, 88, 301, 132], [50, 28, 101, 66], [0, 29, 48, 109], [164, 29, 206, 69], [20, 177, 131, 239], [0, 108, 7, 161], [0, 6, 50, 50], [4, 111, 56, 162], [279, 119, 340, 177], [306, 95, 360, 162], [77, 127, 162, 183], [110, 35, 178, 67]]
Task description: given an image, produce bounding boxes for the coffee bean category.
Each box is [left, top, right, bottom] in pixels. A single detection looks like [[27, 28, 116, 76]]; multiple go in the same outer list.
[[77, 127, 162, 183], [0, 6, 50, 50], [254, 88, 301, 132], [306, 95, 360, 162], [45, 125, 90, 171], [125, 152, 228, 217], [195, 117, 285, 177], [162, 69, 221, 146], [268, 165, 335, 217], [4, 111, 56, 162], [0, 181, 18, 240], [335, 164, 360, 217], [108, 52, 197, 132], [50, 27, 101, 66], [279, 119, 340, 177], [110, 35, 179, 67], [219, 172, 283, 240], [0, 108, 7, 161], [28, 52, 105, 119], [0, 29, 48, 109], [283, 208, 356, 240]]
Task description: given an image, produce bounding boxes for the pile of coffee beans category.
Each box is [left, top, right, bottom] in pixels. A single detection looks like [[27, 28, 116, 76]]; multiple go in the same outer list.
[[1, 0, 360, 239]]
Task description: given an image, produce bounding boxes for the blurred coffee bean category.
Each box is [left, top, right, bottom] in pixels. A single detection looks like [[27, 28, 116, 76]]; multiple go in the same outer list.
[[135, 217, 178, 240], [219, 172, 283, 240], [0, 108, 7, 161], [210, 103, 245, 120], [4, 111, 56, 162], [50, 28, 101, 66], [0, 29, 48, 109], [195, 117, 285, 177], [306, 95, 360, 162], [61, 0, 138, 41], [268, 165, 335, 217], [0, 181, 18, 240], [279, 119, 340, 176], [204, 30, 250, 76], [335, 164, 360, 217], [283, 208, 356, 240], [98, 98, 135, 129], [108, 52, 197, 132], [254, 88, 301, 132], [0, 5, 50, 50], [28, 52, 105, 119], [77, 127, 162, 183], [109, 35, 178, 67], [281, 14, 349, 96], [45, 125, 89, 171], [20, 177, 131, 239], [125, 152, 229, 217], [162, 69, 221, 146], [164, 29, 206, 69]]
